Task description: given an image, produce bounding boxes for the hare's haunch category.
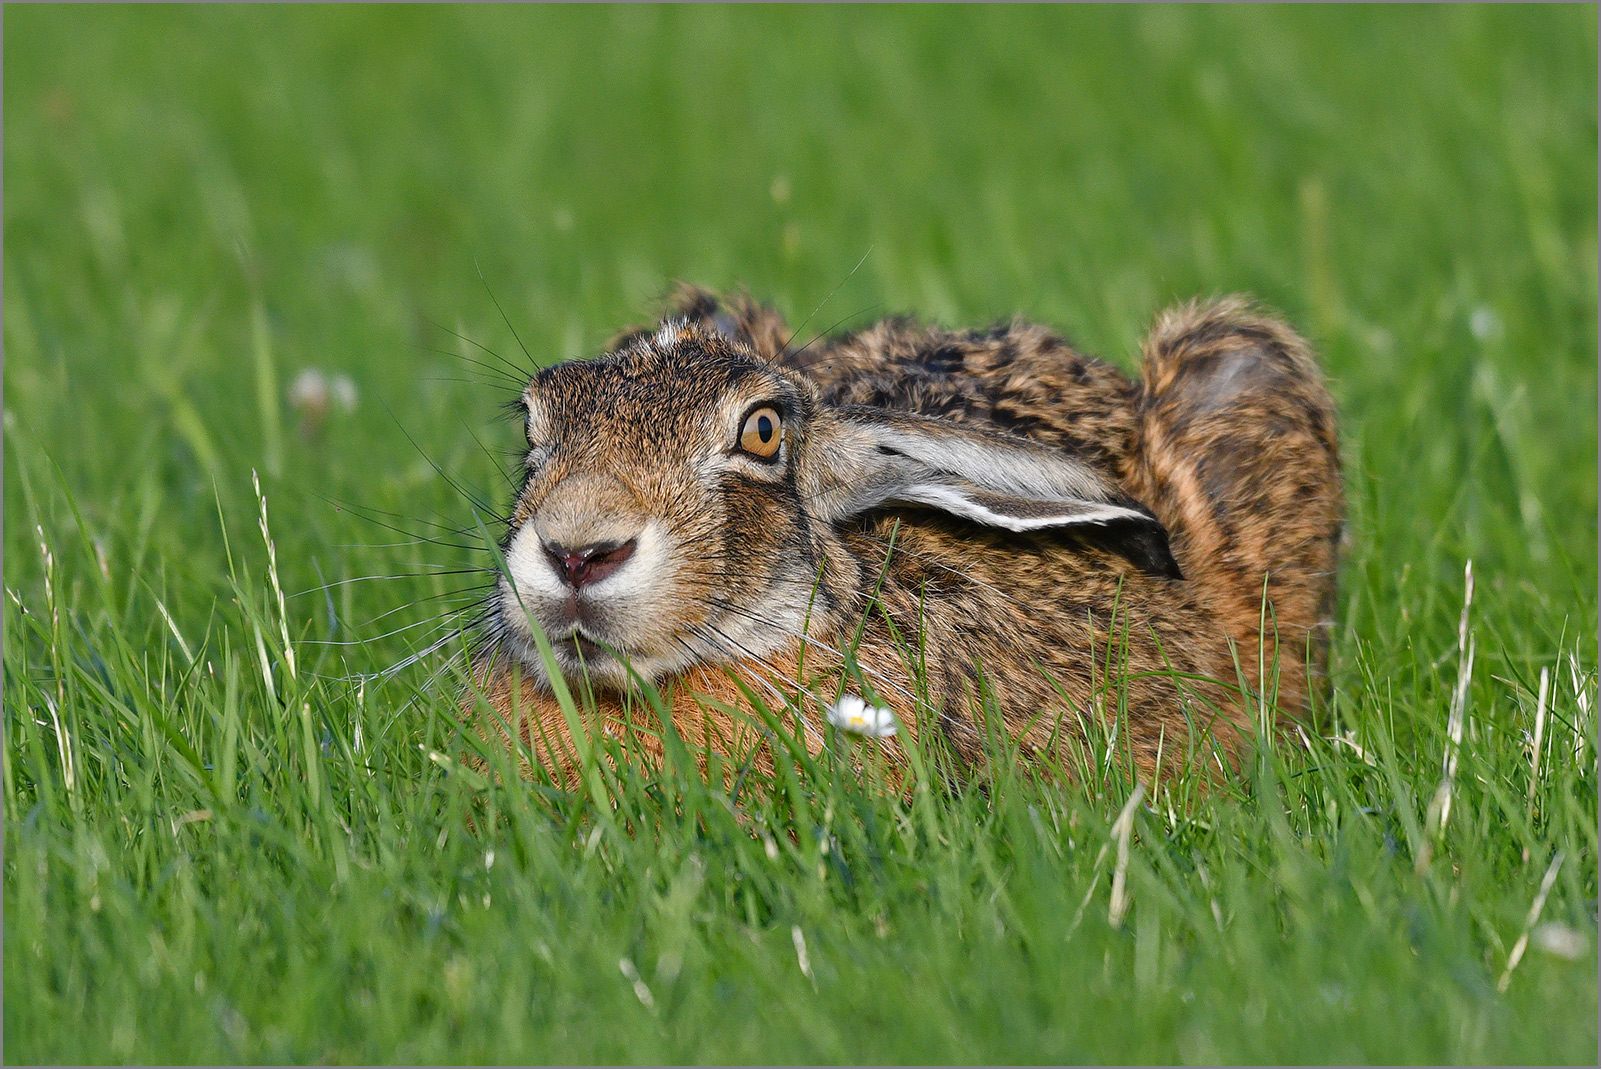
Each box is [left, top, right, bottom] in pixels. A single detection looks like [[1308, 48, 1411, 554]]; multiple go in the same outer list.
[[464, 288, 1343, 783]]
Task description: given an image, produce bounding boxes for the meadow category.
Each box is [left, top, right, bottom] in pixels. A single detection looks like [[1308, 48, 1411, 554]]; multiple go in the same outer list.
[[4, 6, 1598, 1063]]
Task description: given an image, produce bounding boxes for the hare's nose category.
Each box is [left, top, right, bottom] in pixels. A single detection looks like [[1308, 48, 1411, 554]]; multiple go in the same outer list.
[[542, 538, 638, 589]]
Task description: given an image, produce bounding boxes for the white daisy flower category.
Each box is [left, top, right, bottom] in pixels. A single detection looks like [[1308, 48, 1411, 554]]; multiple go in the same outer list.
[[826, 693, 897, 738]]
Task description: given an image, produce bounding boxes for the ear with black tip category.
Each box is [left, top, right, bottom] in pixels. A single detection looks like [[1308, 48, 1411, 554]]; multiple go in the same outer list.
[[1073, 515, 1185, 579], [800, 406, 1183, 578]]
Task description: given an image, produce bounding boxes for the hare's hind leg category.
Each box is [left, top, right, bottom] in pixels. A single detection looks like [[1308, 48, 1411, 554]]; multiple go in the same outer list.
[[1131, 298, 1344, 721]]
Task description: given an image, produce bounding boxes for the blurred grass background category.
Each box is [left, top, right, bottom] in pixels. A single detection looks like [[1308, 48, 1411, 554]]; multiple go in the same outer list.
[[5, 5, 1598, 1063]]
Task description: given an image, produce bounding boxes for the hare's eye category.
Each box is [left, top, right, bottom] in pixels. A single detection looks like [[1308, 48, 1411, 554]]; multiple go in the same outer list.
[[739, 406, 783, 459]]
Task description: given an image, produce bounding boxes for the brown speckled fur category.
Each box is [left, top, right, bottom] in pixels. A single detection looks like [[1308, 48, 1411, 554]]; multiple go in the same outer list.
[[1129, 299, 1344, 708], [465, 286, 1343, 787]]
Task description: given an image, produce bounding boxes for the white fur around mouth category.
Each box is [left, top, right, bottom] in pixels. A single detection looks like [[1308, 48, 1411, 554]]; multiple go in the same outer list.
[[495, 519, 704, 684]]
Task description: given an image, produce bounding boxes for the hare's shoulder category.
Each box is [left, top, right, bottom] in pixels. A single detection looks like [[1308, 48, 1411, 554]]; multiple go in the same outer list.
[[836, 510, 1239, 739]]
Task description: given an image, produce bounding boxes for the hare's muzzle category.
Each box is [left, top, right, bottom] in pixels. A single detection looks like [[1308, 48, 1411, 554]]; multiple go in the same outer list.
[[497, 513, 669, 679], [497, 467, 676, 682]]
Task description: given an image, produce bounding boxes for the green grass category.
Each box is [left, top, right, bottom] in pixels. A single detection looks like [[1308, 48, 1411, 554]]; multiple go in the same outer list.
[[5, 5, 1598, 1064]]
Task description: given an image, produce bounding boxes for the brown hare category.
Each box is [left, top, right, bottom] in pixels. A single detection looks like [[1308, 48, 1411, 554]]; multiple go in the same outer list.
[[463, 287, 1343, 785]]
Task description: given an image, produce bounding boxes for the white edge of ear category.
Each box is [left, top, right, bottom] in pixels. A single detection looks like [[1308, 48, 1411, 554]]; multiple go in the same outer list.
[[893, 483, 1151, 534], [889, 434, 1110, 501]]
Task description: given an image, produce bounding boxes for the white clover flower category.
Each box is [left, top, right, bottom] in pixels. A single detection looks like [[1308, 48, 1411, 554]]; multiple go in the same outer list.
[[1533, 922, 1588, 960], [1470, 306, 1502, 341], [826, 693, 897, 738], [330, 373, 358, 412], [288, 368, 329, 413], [289, 368, 358, 435]]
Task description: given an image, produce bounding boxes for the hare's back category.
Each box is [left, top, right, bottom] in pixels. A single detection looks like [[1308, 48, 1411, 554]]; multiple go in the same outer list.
[[794, 319, 1142, 477]]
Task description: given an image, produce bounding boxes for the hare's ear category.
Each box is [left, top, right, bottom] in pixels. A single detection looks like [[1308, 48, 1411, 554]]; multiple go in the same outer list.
[[802, 407, 1182, 578], [607, 285, 795, 363]]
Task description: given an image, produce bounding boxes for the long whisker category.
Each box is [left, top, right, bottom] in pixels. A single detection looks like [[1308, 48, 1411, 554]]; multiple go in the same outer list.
[[317, 494, 489, 537], [784, 302, 886, 375], [381, 400, 505, 522], [417, 370, 528, 393], [475, 259, 536, 369], [314, 594, 490, 641], [693, 596, 923, 708], [679, 627, 789, 705], [288, 569, 489, 599], [422, 315, 536, 384], [320, 503, 495, 554], [371, 623, 475, 683], [460, 417, 520, 493], [780, 246, 873, 356]]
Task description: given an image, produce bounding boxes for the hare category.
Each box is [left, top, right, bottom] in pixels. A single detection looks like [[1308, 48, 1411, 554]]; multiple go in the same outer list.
[[463, 287, 1343, 784]]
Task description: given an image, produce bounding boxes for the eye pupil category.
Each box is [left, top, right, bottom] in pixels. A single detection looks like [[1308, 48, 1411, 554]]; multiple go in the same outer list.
[[740, 406, 783, 459]]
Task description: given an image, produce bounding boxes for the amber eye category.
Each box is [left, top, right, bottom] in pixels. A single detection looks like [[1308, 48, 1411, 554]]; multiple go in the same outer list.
[[739, 406, 783, 459]]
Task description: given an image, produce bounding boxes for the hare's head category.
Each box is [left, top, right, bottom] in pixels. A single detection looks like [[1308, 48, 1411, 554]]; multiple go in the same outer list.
[[489, 320, 1177, 688]]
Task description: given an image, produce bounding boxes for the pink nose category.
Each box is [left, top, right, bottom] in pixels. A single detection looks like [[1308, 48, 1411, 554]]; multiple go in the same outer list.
[[542, 538, 637, 589]]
